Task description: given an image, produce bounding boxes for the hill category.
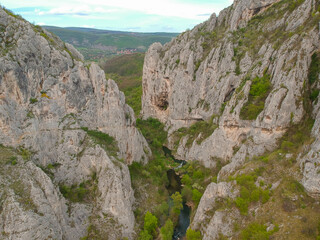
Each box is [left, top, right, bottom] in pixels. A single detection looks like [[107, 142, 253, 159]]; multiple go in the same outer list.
[[43, 26, 178, 61]]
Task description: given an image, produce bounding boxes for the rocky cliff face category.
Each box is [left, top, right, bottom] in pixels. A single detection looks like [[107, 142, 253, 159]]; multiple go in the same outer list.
[[142, 0, 319, 180], [0, 7, 150, 239], [142, 0, 320, 238]]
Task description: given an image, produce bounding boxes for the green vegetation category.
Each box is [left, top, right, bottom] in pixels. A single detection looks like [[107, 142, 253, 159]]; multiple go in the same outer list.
[[44, 26, 177, 61], [160, 219, 174, 240], [81, 127, 119, 157], [59, 172, 97, 203], [3, 7, 24, 20], [240, 73, 271, 120], [309, 52, 320, 85], [241, 223, 278, 240], [186, 228, 202, 240], [101, 53, 145, 116], [173, 115, 218, 148], [139, 211, 158, 239], [171, 192, 183, 216], [29, 98, 38, 104], [136, 118, 167, 150], [10, 180, 37, 211], [178, 159, 225, 213], [308, 52, 320, 102], [230, 173, 270, 215]]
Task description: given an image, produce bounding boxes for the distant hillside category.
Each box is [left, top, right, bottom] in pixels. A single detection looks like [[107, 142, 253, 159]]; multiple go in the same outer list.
[[100, 53, 145, 116], [44, 26, 178, 61]]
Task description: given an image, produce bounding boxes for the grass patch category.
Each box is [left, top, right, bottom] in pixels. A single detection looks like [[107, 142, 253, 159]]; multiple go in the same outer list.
[[240, 73, 271, 120], [81, 127, 119, 157]]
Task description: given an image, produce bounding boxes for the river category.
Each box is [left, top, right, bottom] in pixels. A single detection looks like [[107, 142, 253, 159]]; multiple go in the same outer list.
[[163, 147, 191, 240]]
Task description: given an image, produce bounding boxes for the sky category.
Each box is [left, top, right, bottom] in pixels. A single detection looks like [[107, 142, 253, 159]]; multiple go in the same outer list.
[[0, 0, 232, 32]]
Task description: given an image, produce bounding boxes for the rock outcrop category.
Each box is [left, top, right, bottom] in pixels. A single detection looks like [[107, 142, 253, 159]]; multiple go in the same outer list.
[[191, 182, 239, 239], [0, 7, 150, 239]]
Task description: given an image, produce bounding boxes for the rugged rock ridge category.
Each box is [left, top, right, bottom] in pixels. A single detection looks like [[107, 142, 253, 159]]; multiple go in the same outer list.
[[142, 0, 319, 178], [0, 7, 150, 239]]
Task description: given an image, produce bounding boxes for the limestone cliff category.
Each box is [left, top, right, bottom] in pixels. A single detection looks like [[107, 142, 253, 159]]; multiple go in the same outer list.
[[0, 7, 150, 239], [142, 0, 319, 186]]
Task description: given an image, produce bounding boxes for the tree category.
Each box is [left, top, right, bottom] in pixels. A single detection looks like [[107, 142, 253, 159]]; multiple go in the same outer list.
[[144, 211, 158, 236], [186, 228, 202, 240], [160, 219, 174, 240], [171, 192, 183, 215]]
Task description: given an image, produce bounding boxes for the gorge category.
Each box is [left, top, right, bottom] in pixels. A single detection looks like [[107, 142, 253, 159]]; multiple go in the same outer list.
[[1, 0, 320, 239]]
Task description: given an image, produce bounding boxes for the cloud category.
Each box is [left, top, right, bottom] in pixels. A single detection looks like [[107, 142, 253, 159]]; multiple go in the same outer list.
[[197, 13, 211, 17], [38, 5, 118, 16], [3, 0, 232, 32]]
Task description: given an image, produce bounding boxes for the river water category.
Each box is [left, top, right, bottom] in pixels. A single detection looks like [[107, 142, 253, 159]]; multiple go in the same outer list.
[[163, 147, 191, 240]]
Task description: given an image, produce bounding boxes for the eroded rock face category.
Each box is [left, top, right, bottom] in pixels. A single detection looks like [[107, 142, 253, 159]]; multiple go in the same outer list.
[[0, 7, 150, 239], [142, 0, 319, 175]]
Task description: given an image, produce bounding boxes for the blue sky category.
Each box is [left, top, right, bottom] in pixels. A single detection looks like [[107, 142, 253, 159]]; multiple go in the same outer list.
[[0, 0, 233, 32]]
